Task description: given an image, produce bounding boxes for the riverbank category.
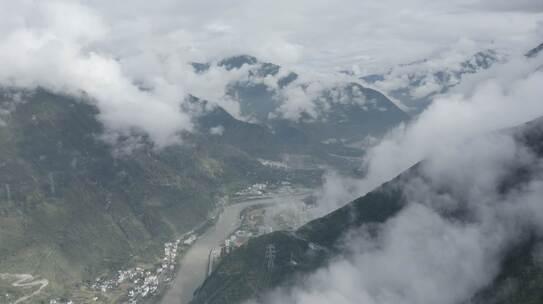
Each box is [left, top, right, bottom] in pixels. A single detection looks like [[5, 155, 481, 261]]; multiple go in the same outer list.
[[160, 187, 313, 304]]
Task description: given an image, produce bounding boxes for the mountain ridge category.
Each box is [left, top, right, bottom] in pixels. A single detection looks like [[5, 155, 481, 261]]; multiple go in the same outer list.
[[192, 55, 410, 144], [0, 87, 320, 302], [190, 116, 543, 304]]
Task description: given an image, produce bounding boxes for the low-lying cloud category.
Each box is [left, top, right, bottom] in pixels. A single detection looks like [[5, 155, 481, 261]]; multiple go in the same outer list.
[[361, 54, 543, 194], [247, 41, 543, 304], [0, 1, 196, 148]]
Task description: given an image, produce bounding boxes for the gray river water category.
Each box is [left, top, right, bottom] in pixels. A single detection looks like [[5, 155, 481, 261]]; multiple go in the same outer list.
[[161, 189, 311, 304]]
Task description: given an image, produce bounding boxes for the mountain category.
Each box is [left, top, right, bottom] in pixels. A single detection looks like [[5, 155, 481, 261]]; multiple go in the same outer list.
[[526, 42, 543, 58], [190, 168, 407, 304], [192, 55, 409, 144], [191, 116, 543, 304], [0, 88, 320, 302], [267, 82, 408, 144], [190, 95, 369, 175], [361, 50, 501, 113], [191, 95, 311, 160], [0, 80, 384, 301]]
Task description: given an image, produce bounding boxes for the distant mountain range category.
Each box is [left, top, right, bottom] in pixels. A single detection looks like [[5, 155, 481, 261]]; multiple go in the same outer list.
[[361, 49, 502, 113], [192, 55, 409, 144]]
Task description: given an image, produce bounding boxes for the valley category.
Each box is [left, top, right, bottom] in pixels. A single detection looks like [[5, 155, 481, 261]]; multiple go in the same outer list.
[[0, 88, 329, 303], [161, 186, 313, 304], [1, 3, 542, 303]]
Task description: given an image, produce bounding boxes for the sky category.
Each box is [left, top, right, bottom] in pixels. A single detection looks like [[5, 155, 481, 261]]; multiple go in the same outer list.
[[0, 0, 542, 146], [69, 0, 543, 70]]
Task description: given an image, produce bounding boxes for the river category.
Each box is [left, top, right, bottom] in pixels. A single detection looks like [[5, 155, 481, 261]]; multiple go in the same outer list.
[[160, 188, 311, 304]]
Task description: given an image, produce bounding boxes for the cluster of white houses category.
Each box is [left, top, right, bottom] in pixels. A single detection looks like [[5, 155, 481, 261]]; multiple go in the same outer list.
[[90, 231, 198, 303]]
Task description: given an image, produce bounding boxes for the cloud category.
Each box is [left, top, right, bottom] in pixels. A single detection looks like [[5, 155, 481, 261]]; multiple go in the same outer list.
[[0, 1, 196, 148], [474, 0, 543, 13], [1, 0, 542, 144], [275, 82, 320, 121], [272, 52, 543, 230], [251, 65, 543, 304], [210, 125, 225, 136], [308, 171, 363, 218], [2, 1, 543, 301], [360, 55, 543, 194], [23, 0, 543, 72], [368, 41, 506, 101], [0, 0, 542, 148], [241, 42, 543, 304]]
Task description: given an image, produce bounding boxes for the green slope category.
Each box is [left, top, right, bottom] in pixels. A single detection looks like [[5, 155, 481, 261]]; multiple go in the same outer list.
[[0, 88, 317, 301]]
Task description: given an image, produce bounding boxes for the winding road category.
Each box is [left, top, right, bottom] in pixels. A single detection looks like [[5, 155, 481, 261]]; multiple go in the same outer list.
[[0, 273, 49, 304]]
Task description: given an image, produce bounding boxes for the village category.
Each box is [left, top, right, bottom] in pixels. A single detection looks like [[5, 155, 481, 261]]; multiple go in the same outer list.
[[46, 184, 312, 304], [87, 229, 199, 303], [207, 183, 315, 276]]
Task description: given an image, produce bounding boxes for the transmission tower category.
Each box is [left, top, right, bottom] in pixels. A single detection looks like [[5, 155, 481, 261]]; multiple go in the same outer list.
[[264, 244, 276, 271], [5, 184, 11, 203]]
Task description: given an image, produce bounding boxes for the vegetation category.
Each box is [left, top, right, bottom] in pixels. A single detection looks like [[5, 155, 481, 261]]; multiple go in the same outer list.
[[191, 118, 543, 304], [0, 88, 320, 301]]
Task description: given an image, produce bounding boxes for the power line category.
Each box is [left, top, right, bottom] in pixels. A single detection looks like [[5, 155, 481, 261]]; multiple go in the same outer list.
[[264, 244, 276, 271]]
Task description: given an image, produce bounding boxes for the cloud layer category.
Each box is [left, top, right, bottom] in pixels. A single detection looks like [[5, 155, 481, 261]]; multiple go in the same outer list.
[[251, 51, 543, 304], [84, 0, 543, 71], [1, 0, 542, 146], [0, 1, 196, 147], [2, 2, 543, 302]]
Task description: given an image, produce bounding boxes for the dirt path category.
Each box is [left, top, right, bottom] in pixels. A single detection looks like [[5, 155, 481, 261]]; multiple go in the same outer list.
[[0, 273, 49, 304]]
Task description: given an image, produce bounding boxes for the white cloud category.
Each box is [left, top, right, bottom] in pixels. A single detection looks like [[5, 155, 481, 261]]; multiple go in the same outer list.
[[276, 84, 319, 121], [360, 55, 543, 194], [210, 125, 225, 136], [0, 0, 542, 148], [0, 1, 196, 148], [252, 69, 543, 304], [41, 1, 543, 72], [2, 1, 543, 301], [265, 53, 543, 222]]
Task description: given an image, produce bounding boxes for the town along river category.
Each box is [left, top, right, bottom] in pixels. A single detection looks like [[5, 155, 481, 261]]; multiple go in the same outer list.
[[161, 187, 311, 304]]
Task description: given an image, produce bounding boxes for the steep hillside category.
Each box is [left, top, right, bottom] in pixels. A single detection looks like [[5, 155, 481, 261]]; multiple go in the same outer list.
[[0, 88, 318, 301], [190, 165, 410, 304], [191, 117, 543, 304]]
